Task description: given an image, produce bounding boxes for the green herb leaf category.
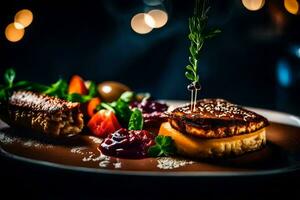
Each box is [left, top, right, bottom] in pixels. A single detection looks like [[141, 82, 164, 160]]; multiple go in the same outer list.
[[148, 135, 176, 157], [205, 29, 221, 39], [185, 0, 220, 84], [97, 92, 134, 126], [43, 79, 68, 99], [148, 145, 162, 157], [114, 99, 132, 126], [4, 68, 16, 88], [20, 82, 49, 92], [120, 91, 133, 103], [128, 108, 143, 130], [0, 89, 7, 101], [13, 81, 31, 88], [67, 93, 92, 103], [186, 65, 194, 72], [185, 71, 194, 81], [88, 81, 98, 97], [98, 102, 115, 112]]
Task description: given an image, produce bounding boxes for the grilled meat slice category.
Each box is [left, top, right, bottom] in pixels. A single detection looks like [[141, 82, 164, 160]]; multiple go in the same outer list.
[[169, 99, 269, 139], [8, 91, 84, 137]]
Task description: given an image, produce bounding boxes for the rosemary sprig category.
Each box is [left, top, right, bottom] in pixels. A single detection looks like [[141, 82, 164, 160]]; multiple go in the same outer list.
[[185, 0, 220, 83], [185, 0, 220, 111]]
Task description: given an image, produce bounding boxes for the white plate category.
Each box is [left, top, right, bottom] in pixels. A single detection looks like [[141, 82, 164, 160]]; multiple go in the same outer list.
[[1, 100, 300, 177]]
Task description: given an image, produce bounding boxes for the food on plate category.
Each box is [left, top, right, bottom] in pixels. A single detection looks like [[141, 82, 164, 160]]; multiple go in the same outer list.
[[8, 90, 84, 136], [68, 75, 88, 95], [130, 99, 168, 131], [97, 101, 166, 159], [159, 99, 269, 158], [0, 0, 274, 164], [169, 99, 269, 138], [0, 67, 270, 161], [98, 81, 131, 102], [87, 97, 101, 117], [87, 109, 121, 137], [154, 0, 268, 159], [0, 69, 169, 141], [98, 99, 173, 158], [99, 128, 155, 159]]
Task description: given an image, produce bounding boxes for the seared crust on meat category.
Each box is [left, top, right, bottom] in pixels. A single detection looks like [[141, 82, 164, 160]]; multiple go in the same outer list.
[[168, 99, 269, 139], [8, 91, 84, 137]]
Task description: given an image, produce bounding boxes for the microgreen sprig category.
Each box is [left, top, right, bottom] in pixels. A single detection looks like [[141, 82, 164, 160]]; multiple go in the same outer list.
[[148, 135, 176, 157], [185, 0, 220, 111]]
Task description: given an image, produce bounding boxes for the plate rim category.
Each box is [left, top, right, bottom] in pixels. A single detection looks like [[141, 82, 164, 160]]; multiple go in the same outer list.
[[1, 102, 300, 177]]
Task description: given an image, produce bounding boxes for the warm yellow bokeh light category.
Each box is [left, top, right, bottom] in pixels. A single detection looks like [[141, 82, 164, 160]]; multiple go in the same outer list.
[[14, 22, 25, 30], [131, 13, 153, 34], [284, 0, 299, 15], [148, 9, 168, 28], [5, 23, 25, 42], [144, 14, 156, 28], [14, 9, 33, 28], [242, 0, 265, 11]]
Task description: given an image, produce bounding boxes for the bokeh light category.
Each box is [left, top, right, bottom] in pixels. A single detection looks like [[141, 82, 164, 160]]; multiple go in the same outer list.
[[14, 9, 33, 28], [143, 0, 164, 6], [144, 13, 156, 28], [284, 0, 299, 15], [147, 9, 168, 28], [242, 0, 265, 11], [131, 13, 153, 34], [5, 23, 25, 42], [277, 60, 291, 88], [13, 22, 25, 30]]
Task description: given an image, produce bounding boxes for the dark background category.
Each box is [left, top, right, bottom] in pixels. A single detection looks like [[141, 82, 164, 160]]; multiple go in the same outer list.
[[0, 0, 300, 198], [0, 0, 300, 114]]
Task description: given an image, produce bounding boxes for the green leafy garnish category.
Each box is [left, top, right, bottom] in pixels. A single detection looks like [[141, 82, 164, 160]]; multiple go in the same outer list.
[[114, 99, 133, 126], [148, 135, 176, 157], [0, 69, 98, 103], [185, 0, 220, 84], [101, 99, 132, 126], [128, 108, 143, 130], [66, 81, 98, 103], [0, 89, 6, 102], [0, 68, 17, 101], [120, 91, 134, 103], [98, 91, 134, 126], [43, 79, 68, 99], [99, 102, 115, 112], [4, 68, 16, 88], [87, 81, 97, 97], [66, 93, 92, 103]]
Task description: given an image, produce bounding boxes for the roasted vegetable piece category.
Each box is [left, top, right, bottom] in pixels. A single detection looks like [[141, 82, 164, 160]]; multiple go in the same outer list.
[[87, 97, 101, 117], [87, 110, 121, 138], [68, 75, 88, 95], [97, 81, 130, 102]]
